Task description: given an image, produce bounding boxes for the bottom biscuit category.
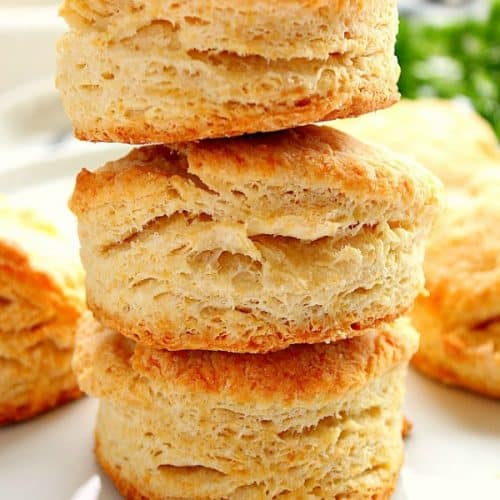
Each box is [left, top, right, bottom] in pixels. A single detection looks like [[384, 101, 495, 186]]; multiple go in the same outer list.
[[95, 389, 402, 500], [95, 427, 399, 500], [75, 314, 417, 499]]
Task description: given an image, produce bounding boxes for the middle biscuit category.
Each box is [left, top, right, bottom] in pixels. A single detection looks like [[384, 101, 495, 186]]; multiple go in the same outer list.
[[70, 125, 442, 353]]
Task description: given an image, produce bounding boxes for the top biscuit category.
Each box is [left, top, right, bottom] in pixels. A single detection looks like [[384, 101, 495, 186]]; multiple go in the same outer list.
[[333, 99, 500, 189], [57, 0, 400, 143]]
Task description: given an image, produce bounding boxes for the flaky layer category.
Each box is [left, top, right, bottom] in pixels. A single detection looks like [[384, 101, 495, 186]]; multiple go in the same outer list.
[[97, 443, 397, 500], [61, 0, 396, 60], [57, 1, 399, 143], [75, 316, 415, 498], [0, 201, 85, 424], [0, 299, 83, 424], [70, 131, 441, 352], [95, 375, 403, 499], [83, 218, 425, 352], [332, 99, 500, 189]]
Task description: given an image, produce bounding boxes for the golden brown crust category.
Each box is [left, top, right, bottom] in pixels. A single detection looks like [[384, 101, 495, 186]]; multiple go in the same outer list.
[[74, 313, 419, 406], [411, 353, 500, 400], [411, 296, 500, 399], [0, 384, 82, 426], [401, 147, 500, 399], [416, 354, 500, 400], [72, 92, 398, 145], [179, 123, 422, 195], [0, 201, 84, 315], [133, 322, 417, 405], [411, 311, 500, 399], [410, 175, 500, 399], [71, 126, 441, 220], [342, 104, 500, 399]]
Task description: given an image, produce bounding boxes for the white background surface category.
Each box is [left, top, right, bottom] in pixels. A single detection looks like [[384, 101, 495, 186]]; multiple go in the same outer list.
[[0, 151, 498, 500]]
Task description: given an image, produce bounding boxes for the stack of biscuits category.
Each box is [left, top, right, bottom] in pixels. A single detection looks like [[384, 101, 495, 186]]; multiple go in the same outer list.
[[57, 1, 442, 498]]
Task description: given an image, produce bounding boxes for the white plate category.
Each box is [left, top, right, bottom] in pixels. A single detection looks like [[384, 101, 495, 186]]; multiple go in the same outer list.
[[0, 150, 499, 500]]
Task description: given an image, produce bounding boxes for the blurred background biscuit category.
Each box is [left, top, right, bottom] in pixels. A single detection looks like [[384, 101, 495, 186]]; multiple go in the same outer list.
[[0, 200, 84, 424], [70, 125, 442, 352], [411, 177, 500, 398], [332, 97, 500, 397], [333, 98, 499, 189], [74, 313, 419, 499], [56, 0, 400, 143]]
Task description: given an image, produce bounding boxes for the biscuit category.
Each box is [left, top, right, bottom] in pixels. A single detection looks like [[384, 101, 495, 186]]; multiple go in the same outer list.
[[57, 0, 400, 143], [74, 313, 419, 499], [0, 201, 85, 424], [411, 177, 500, 398], [70, 126, 442, 353], [332, 98, 499, 189]]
